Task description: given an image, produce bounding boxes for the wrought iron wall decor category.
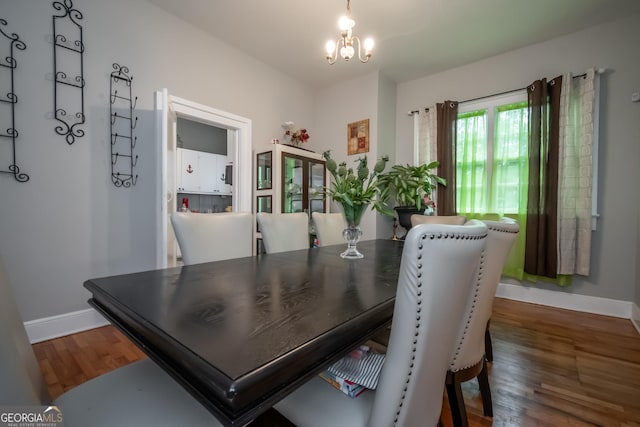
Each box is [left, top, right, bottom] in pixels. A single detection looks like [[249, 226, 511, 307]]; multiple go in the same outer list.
[[109, 63, 138, 187], [52, 0, 85, 145], [0, 18, 29, 182]]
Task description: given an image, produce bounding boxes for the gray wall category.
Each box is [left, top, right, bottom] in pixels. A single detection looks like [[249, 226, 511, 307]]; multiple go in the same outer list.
[[312, 71, 381, 240], [375, 73, 397, 240], [2, 0, 638, 326], [0, 0, 315, 321], [395, 14, 640, 302], [636, 209, 640, 307]]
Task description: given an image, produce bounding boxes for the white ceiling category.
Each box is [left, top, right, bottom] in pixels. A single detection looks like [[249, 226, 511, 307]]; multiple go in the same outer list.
[[147, 0, 640, 89]]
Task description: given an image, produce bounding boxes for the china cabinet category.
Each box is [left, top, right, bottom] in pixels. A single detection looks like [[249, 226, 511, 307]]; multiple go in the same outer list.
[[254, 144, 328, 253]]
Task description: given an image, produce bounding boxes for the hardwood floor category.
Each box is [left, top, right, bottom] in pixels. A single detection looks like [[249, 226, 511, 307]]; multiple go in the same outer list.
[[33, 323, 146, 400], [32, 298, 640, 426]]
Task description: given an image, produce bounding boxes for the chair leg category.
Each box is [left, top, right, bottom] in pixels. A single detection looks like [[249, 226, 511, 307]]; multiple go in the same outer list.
[[477, 360, 493, 417], [484, 321, 493, 362], [445, 371, 469, 427]]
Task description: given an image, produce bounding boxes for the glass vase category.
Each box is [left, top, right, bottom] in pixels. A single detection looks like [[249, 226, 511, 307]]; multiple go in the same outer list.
[[341, 225, 364, 259], [340, 203, 368, 259]]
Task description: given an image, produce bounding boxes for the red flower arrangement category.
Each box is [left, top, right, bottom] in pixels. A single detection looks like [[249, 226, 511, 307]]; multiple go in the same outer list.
[[282, 122, 310, 145]]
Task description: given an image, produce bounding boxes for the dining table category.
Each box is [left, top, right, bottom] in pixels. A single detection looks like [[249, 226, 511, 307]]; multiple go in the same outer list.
[[83, 239, 404, 426]]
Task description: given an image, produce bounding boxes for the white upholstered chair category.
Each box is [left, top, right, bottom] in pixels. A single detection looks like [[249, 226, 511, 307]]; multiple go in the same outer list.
[[274, 221, 489, 427], [0, 258, 222, 427], [257, 212, 309, 254], [171, 212, 253, 265], [445, 218, 519, 427], [311, 212, 346, 247], [410, 214, 467, 227], [370, 213, 469, 348]]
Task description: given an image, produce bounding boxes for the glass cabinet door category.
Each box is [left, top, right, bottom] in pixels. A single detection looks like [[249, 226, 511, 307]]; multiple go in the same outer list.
[[256, 151, 272, 190], [256, 195, 272, 234], [308, 160, 326, 215], [256, 195, 272, 213], [282, 154, 304, 213]]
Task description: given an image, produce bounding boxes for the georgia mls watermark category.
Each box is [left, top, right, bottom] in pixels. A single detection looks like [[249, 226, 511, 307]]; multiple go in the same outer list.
[[0, 406, 63, 427]]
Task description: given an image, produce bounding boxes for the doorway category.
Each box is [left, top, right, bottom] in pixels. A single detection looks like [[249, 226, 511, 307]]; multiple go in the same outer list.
[[155, 89, 252, 268]]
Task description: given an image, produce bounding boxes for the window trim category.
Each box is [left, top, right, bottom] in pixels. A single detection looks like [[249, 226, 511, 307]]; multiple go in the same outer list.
[[458, 90, 527, 113]]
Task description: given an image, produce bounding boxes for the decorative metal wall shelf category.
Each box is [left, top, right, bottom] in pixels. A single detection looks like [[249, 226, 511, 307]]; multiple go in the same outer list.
[[109, 63, 138, 187], [52, 0, 85, 145], [0, 18, 29, 182]]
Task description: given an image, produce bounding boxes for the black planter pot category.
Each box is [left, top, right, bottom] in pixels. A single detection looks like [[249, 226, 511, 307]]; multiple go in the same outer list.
[[394, 206, 423, 235]]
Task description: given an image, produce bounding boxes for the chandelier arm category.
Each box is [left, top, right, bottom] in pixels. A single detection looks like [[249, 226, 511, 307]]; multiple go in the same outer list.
[[326, 37, 341, 65], [352, 36, 371, 63]]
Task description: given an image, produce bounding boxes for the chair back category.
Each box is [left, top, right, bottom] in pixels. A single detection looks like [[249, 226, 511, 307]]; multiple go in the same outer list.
[[0, 259, 50, 405], [368, 220, 488, 427], [311, 212, 345, 247], [410, 214, 466, 227], [449, 218, 519, 372], [257, 212, 309, 254], [171, 212, 253, 265]]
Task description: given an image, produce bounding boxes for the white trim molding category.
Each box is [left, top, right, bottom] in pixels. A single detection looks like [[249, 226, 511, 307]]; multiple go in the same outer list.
[[497, 282, 633, 319], [24, 308, 109, 344], [632, 302, 640, 335], [154, 89, 253, 268]]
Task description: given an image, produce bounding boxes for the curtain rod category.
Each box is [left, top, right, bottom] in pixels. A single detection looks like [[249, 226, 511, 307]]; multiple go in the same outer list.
[[408, 70, 599, 116]]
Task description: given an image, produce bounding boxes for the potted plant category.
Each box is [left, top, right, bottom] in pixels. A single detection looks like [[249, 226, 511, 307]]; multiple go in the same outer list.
[[323, 151, 394, 258], [377, 161, 446, 232]]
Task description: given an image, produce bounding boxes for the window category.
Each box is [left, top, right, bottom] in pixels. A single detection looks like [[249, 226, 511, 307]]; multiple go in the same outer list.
[[456, 92, 528, 216], [456, 109, 488, 212]]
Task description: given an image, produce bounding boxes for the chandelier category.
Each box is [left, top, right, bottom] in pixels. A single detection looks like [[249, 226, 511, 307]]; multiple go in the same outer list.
[[325, 0, 374, 64]]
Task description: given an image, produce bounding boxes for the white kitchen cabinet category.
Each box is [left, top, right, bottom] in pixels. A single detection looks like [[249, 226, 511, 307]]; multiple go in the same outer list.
[[198, 152, 219, 193], [178, 148, 200, 193], [177, 148, 231, 195]]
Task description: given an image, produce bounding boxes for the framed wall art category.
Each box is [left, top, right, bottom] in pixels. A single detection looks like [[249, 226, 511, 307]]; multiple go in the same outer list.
[[347, 118, 369, 155]]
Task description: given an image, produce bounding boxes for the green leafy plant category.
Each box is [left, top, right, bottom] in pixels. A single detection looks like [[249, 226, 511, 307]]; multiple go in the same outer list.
[[323, 150, 394, 225], [377, 162, 446, 210]]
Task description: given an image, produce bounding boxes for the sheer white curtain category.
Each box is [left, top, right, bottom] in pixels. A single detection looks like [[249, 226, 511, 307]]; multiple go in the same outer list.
[[417, 108, 438, 165], [415, 107, 439, 207], [558, 68, 597, 275]]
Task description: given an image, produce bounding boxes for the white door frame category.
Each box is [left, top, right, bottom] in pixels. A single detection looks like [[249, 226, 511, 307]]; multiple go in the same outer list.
[[155, 89, 252, 268]]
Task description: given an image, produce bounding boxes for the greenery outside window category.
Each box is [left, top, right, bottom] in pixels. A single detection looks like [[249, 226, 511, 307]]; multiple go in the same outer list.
[[456, 92, 529, 279], [456, 96, 529, 215]]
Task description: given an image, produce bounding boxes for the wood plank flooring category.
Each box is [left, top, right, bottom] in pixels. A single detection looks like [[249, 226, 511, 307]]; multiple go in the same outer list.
[[32, 298, 640, 426]]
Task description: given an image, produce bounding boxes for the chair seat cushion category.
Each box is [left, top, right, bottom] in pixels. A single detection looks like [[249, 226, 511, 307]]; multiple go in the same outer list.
[[274, 376, 374, 427], [54, 359, 221, 427]]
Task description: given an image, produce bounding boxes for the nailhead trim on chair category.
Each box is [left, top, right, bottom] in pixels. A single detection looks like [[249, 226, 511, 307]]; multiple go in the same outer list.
[[450, 220, 517, 372], [392, 229, 487, 426], [450, 251, 486, 370], [485, 222, 519, 234], [427, 232, 486, 241], [393, 233, 426, 426]]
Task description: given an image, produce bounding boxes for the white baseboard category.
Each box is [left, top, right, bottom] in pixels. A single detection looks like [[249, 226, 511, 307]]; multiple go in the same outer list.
[[24, 308, 110, 344], [496, 282, 633, 319], [632, 302, 640, 335]]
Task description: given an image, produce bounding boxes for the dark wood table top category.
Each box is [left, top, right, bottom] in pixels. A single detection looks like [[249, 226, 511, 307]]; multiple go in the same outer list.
[[84, 239, 403, 426]]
